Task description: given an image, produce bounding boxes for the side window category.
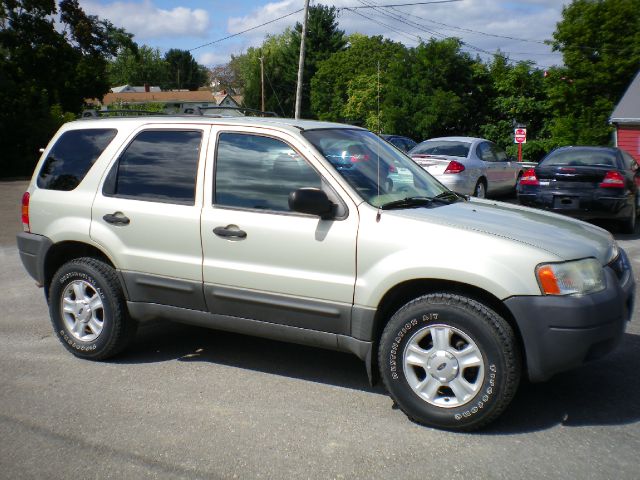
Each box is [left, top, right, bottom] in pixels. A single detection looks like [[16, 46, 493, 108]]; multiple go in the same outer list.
[[404, 139, 417, 152], [38, 129, 117, 191], [215, 133, 321, 212], [490, 143, 509, 162], [476, 142, 496, 162], [103, 130, 202, 205]]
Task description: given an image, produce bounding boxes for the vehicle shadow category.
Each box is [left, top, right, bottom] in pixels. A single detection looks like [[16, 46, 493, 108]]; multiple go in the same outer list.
[[116, 319, 381, 394], [485, 332, 640, 434], [116, 321, 640, 433]]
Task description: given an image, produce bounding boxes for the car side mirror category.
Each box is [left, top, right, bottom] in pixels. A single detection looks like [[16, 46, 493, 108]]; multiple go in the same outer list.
[[289, 188, 335, 220]]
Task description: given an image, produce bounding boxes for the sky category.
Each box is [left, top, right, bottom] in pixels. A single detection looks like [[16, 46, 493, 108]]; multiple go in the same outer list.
[[78, 0, 570, 69]]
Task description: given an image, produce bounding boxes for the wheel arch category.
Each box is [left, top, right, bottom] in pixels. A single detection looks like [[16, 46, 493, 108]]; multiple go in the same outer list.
[[43, 241, 116, 299], [367, 278, 526, 383]]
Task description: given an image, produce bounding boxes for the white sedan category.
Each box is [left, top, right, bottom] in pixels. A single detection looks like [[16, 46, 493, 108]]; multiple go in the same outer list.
[[409, 136, 523, 197]]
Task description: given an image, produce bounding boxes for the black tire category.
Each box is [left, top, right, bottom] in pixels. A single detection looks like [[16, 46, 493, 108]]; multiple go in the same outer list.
[[48, 257, 137, 360], [620, 197, 636, 234], [378, 293, 521, 431], [473, 179, 487, 198]]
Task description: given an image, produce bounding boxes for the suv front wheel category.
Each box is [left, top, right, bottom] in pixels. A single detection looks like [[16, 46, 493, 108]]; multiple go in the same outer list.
[[48, 257, 137, 360], [379, 293, 520, 431]]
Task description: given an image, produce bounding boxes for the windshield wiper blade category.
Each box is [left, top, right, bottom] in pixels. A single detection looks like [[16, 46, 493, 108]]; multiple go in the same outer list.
[[380, 196, 443, 210], [434, 190, 467, 202]]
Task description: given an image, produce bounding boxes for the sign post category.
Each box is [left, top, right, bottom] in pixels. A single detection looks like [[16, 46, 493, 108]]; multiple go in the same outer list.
[[514, 128, 527, 162]]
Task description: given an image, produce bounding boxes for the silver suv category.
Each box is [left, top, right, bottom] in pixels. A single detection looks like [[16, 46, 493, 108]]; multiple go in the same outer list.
[[17, 115, 634, 431]]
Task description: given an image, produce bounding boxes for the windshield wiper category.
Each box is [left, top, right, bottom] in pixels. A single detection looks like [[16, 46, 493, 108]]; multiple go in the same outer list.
[[434, 191, 467, 202], [380, 195, 453, 210]]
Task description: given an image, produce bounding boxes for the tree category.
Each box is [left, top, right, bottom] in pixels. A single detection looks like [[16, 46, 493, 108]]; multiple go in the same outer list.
[[404, 38, 490, 140], [311, 34, 408, 129], [164, 49, 208, 91], [108, 46, 168, 87], [547, 0, 640, 145], [0, 0, 135, 176], [237, 4, 346, 117], [479, 55, 550, 160], [291, 4, 346, 118]]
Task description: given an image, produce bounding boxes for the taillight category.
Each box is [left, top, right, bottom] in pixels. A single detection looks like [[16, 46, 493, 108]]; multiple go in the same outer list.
[[599, 171, 625, 188], [519, 168, 539, 186], [21, 192, 30, 232], [444, 160, 465, 174]]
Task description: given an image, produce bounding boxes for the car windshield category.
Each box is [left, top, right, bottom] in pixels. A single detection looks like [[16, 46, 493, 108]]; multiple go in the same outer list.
[[410, 140, 471, 158], [303, 128, 453, 208], [541, 149, 618, 168]]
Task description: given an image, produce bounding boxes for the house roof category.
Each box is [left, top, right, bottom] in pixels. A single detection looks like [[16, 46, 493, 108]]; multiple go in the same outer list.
[[99, 90, 217, 106], [611, 71, 640, 124], [111, 85, 161, 93]]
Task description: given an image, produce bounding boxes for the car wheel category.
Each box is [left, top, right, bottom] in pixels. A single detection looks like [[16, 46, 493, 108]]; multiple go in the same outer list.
[[48, 257, 137, 360], [473, 179, 487, 198], [378, 293, 521, 431], [621, 197, 637, 234]]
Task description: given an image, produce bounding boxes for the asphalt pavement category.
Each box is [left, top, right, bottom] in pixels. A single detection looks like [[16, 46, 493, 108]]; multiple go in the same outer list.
[[1, 179, 639, 479]]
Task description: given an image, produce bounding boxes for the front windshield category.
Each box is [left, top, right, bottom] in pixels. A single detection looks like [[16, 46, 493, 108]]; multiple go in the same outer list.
[[410, 140, 471, 158], [303, 128, 453, 207]]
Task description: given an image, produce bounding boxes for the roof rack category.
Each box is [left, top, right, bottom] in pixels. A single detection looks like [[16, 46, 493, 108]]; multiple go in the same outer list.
[[182, 106, 278, 117], [81, 109, 167, 118]]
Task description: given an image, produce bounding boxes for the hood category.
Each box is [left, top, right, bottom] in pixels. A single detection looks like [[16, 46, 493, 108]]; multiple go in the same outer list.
[[392, 198, 616, 264]]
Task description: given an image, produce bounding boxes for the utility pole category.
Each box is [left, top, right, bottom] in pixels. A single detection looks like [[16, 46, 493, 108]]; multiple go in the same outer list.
[[294, 0, 310, 119], [259, 56, 265, 113]]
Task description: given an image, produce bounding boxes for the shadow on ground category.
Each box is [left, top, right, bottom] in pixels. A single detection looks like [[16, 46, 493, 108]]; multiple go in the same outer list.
[[116, 320, 640, 433]]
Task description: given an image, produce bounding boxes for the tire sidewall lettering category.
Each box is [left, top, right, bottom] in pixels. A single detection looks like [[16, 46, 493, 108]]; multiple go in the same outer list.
[[53, 267, 110, 354]]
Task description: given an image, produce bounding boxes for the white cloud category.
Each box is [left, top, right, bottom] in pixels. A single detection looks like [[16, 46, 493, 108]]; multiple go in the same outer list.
[[197, 51, 230, 67], [81, 0, 210, 39]]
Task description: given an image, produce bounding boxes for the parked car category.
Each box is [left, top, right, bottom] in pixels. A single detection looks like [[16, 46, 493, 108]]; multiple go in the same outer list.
[[517, 146, 640, 233], [381, 134, 417, 153], [409, 137, 523, 197], [17, 114, 633, 431]]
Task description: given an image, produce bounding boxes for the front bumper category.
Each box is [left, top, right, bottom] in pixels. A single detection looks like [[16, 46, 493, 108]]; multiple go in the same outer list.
[[505, 248, 634, 382]]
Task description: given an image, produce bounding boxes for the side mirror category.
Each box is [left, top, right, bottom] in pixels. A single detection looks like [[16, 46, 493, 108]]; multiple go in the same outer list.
[[289, 188, 335, 220]]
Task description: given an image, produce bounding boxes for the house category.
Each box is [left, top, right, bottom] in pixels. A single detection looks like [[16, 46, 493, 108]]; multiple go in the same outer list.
[[89, 90, 244, 116], [611, 71, 640, 162]]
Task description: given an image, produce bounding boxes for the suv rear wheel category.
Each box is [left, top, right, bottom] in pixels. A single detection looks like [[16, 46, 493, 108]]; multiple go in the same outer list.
[[48, 257, 137, 360], [378, 293, 520, 431]]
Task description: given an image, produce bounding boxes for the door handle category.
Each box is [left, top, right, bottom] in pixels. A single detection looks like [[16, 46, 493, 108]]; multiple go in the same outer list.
[[103, 212, 130, 225], [213, 225, 247, 239]]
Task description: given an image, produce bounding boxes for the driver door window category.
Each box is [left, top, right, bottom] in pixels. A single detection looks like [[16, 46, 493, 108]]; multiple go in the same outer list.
[[215, 133, 321, 212]]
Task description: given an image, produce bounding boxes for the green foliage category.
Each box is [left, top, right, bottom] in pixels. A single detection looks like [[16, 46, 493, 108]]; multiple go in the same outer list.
[[0, 0, 135, 177], [311, 34, 408, 127], [109, 47, 208, 91], [108, 46, 168, 87], [164, 49, 209, 91], [547, 0, 640, 145], [106, 101, 166, 113], [237, 5, 346, 117]]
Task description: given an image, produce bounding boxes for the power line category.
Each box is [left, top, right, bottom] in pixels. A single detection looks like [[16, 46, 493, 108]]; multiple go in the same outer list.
[[189, 8, 304, 52], [342, 0, 462, 8]]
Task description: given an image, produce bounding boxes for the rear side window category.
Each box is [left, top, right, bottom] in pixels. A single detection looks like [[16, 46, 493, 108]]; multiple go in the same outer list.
[[38, 129, 117, 191], [103, 130, 202, 205]]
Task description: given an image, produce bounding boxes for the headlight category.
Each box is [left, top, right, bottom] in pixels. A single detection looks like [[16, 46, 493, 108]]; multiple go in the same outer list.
[[536, 258, 605, 295]]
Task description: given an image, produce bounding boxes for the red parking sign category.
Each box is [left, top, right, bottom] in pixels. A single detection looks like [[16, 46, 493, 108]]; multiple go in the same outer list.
[[514, 128, 527, 144]]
